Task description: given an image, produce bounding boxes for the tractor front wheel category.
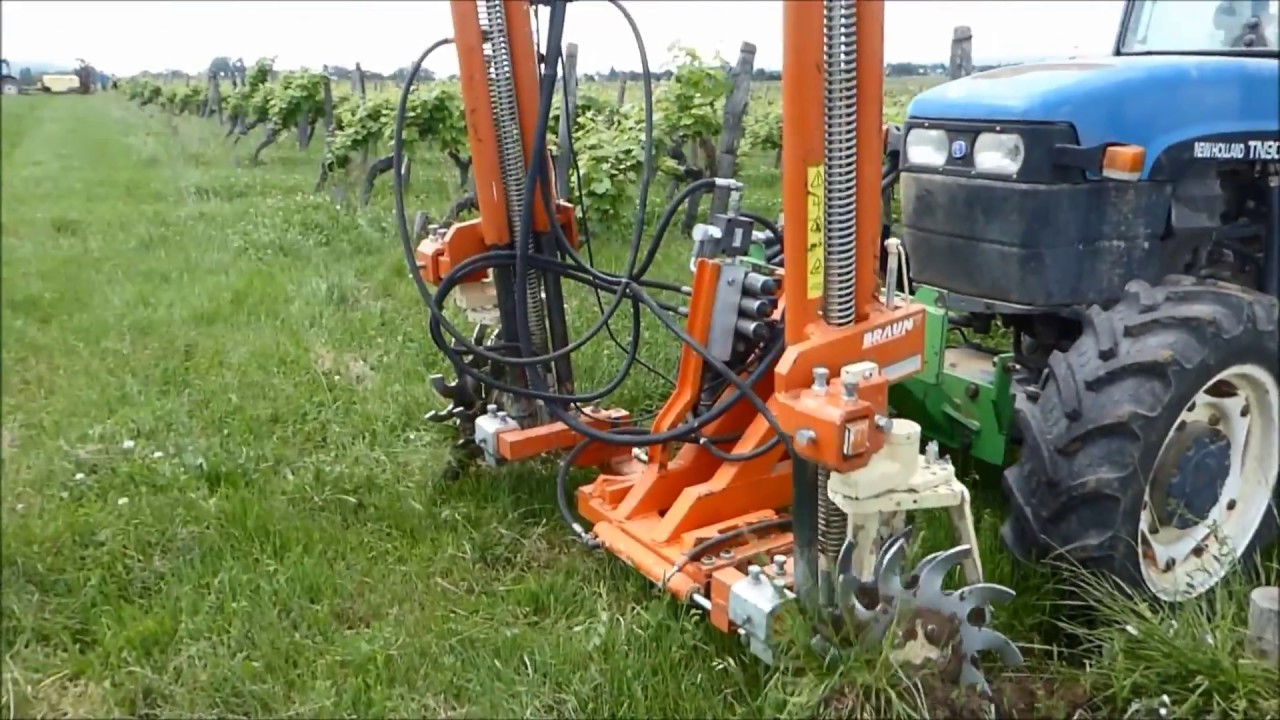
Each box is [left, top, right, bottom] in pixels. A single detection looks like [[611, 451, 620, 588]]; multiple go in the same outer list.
[[1001, 276, 1279, 601]]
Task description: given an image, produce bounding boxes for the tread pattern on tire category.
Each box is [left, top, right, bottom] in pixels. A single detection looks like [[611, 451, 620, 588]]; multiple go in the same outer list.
[[1001, 275, 1280, 591]]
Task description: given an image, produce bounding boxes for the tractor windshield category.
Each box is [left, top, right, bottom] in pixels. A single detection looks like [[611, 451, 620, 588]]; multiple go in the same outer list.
[[1119, 0, 1279, 54]]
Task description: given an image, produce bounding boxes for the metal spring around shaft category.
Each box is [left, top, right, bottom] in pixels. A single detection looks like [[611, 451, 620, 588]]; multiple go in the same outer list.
[[822, 0, 858, 328], [816, 468, 848, 558], [477, 0, 549, 355]]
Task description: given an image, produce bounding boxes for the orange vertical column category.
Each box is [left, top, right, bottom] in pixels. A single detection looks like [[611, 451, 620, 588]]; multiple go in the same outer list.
[[854, 0, 886, 322], [780, 0, 827, 346], [451, 0, 512, 246]]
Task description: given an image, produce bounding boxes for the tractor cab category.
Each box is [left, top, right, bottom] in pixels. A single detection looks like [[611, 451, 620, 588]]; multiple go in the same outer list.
[[889, 0, 1280, 602]]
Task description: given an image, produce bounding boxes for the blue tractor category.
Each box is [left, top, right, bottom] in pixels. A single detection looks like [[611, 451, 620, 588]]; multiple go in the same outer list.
[[888, 0, 1280, 601]]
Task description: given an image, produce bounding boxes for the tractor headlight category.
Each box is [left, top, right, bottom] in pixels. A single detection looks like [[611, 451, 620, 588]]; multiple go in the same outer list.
[[905, 129, 949, 167], [973, 132, 1025, 175]]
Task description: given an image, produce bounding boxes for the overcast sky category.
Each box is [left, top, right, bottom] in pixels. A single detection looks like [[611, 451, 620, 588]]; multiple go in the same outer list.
[[1, 1, 1126, 76]]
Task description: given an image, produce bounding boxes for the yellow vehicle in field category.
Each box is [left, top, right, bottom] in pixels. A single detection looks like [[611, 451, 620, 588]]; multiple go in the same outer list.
[[38, 74, 83, 93], [37, 60, 95, 94]]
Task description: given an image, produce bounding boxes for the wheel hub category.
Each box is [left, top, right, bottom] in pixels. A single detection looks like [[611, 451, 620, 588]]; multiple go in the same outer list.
[[1139, 364, 1279, 600], [1152, 424, 1232, 530]]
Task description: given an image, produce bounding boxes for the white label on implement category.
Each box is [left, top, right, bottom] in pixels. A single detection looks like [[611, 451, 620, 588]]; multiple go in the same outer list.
[[862, 317, 917, 350], [883, 354, 923, 381]]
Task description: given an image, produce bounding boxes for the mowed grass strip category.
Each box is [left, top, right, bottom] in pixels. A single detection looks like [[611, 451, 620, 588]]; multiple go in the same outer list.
[[3, 93, 1277, 720], [0, 96, 771, 718]]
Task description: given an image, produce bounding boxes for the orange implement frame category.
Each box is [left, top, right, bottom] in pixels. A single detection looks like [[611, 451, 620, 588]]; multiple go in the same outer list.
[[436, 0, 928, 623], [576, 0, 928, 608]]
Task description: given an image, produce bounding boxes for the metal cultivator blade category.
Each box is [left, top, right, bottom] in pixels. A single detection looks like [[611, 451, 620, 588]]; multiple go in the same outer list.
[[835, 526, 1024, 695], [424, 323, 503, 433]]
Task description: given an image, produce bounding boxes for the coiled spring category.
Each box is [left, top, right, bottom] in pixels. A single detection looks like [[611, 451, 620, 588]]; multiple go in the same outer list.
[[477, 0, 549, 355], [822, 0, 858, 328]]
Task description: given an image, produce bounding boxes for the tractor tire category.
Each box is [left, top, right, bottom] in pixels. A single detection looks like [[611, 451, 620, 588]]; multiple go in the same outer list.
[[1000, 275, 1279, 601]]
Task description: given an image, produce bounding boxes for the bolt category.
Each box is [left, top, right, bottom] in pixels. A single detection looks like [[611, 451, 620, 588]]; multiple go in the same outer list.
[[796, 429, 817, 446], [747, 565, 763, 583], [842, 378, 858, 400], [1208, 413, 1221, 427], [1227, 498, 1237, 511], [863, 369, 874, 380], [812, 367, 830, 394], [701, 554, 716, 566], [925, 441, 940, 465], [773, 554, 787, 573], [1241, 404, 1250, 418], [966, 383, 979, 400], [771, 577, 788, 596], [1163, 557, 1175, 572], [497, 411, 510, 423], [719, 548, 735, 560], [486, 404, 499, 417], [874, 415, 893, 432]]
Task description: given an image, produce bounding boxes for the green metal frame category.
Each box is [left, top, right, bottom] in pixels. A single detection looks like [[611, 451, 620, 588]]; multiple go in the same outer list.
[[889, 286, 1017, 467]]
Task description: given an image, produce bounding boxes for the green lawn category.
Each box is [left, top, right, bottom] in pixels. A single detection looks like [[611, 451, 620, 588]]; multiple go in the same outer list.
[[2, 94, 1276, 719]]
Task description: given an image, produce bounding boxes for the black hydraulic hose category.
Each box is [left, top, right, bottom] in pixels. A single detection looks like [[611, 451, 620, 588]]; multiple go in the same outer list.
[[505, 0, 792, 454], [635, 177, 721, 277], [698, 434, 782, 463], [738, 210, 781, 243], [436, 251, 789, 439], [556, 53, 674, 390], [387, 39, 639, 376], [390, 8, 793, 456], [663, 517, 794, 594]]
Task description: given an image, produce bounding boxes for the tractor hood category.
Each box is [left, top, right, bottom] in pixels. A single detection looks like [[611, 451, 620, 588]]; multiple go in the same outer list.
[[907, 55, 1280, 175]]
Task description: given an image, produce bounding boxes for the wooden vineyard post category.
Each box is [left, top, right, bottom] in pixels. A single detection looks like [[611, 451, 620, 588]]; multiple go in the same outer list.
[[949, 26, 973, 80], [1247, 585, 1279, 665], [315, 74, 338, 196], [616, 76, 626, 106], [554, 42, 579, 200], [298, 111, 312, 150], [710, 41, 756, 216], [355, 62, 368, 166], [208, 70, 223, 124], [353, 62, 366, 99]]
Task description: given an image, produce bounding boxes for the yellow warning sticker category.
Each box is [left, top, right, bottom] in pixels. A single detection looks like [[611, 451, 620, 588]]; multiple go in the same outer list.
[[806, 165, 825, 300]]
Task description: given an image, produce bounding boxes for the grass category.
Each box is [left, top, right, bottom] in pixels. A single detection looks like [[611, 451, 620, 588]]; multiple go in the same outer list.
[[3, 93, 1277, 719]]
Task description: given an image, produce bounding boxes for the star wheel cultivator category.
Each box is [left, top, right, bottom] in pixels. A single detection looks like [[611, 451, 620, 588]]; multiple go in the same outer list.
[[387, 0, 1279, 697]]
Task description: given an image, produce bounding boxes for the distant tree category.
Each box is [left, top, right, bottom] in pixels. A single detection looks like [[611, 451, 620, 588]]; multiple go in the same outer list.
[[391, 65, 435, 83]]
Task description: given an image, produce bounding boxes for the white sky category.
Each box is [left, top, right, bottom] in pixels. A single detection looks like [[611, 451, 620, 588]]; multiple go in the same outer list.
[[1, 1, 1126, 77]]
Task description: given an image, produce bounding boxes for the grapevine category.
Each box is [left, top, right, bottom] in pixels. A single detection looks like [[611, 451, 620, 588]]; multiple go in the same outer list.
[[555, 45, 727, 231], [114, 43, 753, 230], [743, 101, 781, 156]]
